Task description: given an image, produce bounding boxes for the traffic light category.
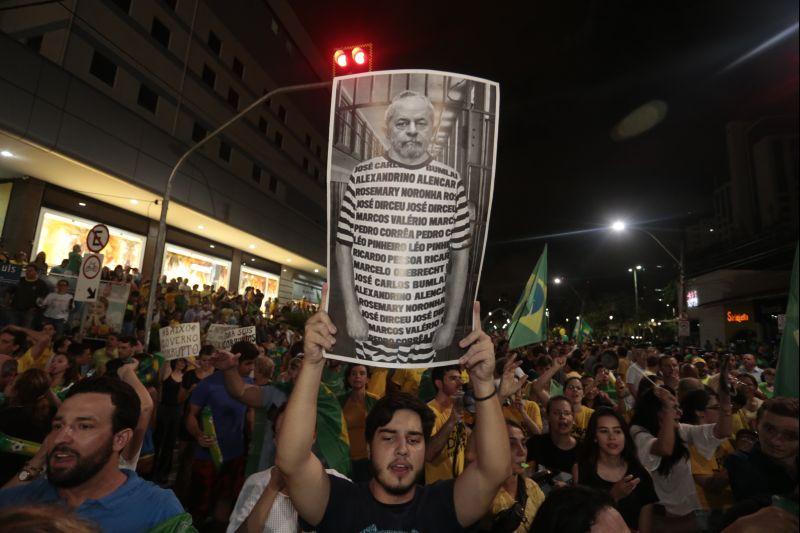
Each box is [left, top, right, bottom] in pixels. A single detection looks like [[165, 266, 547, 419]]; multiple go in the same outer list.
[[332, 43, 373, 76]]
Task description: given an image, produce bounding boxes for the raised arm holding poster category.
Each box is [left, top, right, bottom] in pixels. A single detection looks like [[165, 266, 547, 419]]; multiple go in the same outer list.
[[326, 70, 499, 368]]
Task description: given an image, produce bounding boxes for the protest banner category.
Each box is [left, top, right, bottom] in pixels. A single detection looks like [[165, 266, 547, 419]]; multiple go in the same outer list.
[[80, 281, 130, 339], [159, 322, 201, 360], [206, 324, 256, 350], [326, 70, 499, 368]]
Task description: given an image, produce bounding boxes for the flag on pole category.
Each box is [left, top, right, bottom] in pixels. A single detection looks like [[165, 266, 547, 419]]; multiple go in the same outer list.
[[508, 245, 548, 349], [572, 317, 593, 343], [775, 244, 799, 398]]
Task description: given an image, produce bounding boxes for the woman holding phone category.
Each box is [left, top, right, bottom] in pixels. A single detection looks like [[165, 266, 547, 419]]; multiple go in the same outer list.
[[573, 407, 657, 532]]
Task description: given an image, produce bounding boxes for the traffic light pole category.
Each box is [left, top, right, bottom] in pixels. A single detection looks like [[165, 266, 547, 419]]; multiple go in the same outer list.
[[143, 80, 332, 349]]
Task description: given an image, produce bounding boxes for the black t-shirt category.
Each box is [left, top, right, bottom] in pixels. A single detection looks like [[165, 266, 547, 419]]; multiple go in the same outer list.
[[303, 474, 464, 532], [578, 460, 658, 530], [526, 434, 577, 476], [181, 370, 201, 390], [161, 375, 182, 406]]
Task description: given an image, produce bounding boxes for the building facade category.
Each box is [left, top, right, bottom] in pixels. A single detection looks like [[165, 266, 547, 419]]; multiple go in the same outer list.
[[0, 0, 328, 302]]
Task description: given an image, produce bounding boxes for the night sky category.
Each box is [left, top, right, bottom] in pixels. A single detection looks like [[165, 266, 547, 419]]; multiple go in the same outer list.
[[291, 0, 799, 315]]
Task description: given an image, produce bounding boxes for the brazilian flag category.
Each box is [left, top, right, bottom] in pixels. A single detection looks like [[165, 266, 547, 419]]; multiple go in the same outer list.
[[572, 317, 593, 342], [775, 244, 799, 397], [274, 381, 352, 475], [508, 245, 548, 349], [315, 382, 352, 475]]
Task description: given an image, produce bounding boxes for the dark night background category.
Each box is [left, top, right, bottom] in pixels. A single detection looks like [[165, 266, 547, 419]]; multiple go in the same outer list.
[[287, 0, 799, 321]]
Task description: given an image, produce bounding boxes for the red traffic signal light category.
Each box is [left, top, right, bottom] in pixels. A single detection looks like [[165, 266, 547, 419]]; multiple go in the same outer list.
[[352, 47, 366, 65], [334, 50, 348, 68], [332, 43, 373, 76]]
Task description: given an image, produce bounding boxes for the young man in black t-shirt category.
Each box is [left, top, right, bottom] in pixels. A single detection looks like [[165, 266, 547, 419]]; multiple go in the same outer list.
[[276, 290, 510, 532]]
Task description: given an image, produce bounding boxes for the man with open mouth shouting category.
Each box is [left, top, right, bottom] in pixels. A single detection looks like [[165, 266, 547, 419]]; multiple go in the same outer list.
[[277, 286, 510, 532]]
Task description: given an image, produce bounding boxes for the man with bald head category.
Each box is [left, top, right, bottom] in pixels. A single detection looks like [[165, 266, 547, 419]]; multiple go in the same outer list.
[[335, 90, 471, 365]]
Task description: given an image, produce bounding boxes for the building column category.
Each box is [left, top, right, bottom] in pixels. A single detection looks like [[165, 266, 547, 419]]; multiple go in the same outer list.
[[229, 249, 242, 293], [279, 266, 294, 305], [140, 219, 160, 281], [0, 177, 45, 258]]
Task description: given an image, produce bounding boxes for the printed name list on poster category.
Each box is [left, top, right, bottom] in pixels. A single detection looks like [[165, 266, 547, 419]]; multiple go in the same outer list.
[[325, 69, 499, 369]]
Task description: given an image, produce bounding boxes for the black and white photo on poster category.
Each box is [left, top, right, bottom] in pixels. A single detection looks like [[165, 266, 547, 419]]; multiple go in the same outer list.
[[326, 70, 499, 368]]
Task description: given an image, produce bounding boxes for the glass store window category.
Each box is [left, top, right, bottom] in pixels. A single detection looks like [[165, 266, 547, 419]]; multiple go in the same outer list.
[[33, 208, 145, 271], [238, 265, 280, 308], [162, 244, 230, 290]]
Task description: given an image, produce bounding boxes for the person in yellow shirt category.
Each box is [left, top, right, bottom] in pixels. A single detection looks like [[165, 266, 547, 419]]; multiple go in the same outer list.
[[564, 376, 593, 441], [92, 334, 119, 377], [502, 391, 542, 436], [7, 324, 54, 372], [681, 387, 735, 512], [473, 420, 545, 532], [365, 367, 389, 399], [389, 368, 425, 396], [425, 366, 468, 484]]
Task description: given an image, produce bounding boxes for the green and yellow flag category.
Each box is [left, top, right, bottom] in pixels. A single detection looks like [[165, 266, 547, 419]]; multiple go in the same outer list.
[[775, 244, 799, 398], [572, 317, 593, 343], [315, 382, 351, 475], [508, 245, 548, 349]]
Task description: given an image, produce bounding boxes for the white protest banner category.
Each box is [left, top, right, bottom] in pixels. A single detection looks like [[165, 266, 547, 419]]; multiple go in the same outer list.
[[206, 325, 256, 350], [206, 324, 236, 348], [325, 70, 498, 369], [159, 322, 201, 360]]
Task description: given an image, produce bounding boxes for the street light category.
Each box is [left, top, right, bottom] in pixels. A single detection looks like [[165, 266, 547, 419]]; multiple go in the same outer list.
[[553, 277, 562, 284], [611, 220, 686, 320], [143, 80, 332, 348], [609, 315, 614, 320]]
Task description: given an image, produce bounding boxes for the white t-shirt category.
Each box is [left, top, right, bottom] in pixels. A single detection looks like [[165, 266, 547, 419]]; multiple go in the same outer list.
[[632, 423, 722, 516], [227, 467, 349, 533], [42, 292, 73, 320]]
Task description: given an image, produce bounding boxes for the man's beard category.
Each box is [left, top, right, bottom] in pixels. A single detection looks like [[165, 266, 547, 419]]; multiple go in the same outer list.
[[369, 459, 422, 496], [394, 140, 426, 161], [47, 440, 114, 488]]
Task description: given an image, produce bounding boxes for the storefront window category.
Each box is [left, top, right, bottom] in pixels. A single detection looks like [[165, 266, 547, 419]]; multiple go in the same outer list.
[[163, 244, 230, 290], [238, 265, 280, 308], [33, 208, 145, 271]]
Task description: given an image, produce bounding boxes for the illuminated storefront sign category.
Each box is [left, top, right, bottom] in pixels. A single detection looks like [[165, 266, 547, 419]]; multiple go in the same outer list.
[[686, 290, 699, 308], [33, 208, 145, 271], [726, 311, 750, 323], [163, 244, 230, 289], [239, 265, 280, 307]]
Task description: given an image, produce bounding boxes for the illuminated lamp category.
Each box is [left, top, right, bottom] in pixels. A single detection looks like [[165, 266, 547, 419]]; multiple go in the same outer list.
[[352, 47, 366, 65], [334, 50, 348, 68]]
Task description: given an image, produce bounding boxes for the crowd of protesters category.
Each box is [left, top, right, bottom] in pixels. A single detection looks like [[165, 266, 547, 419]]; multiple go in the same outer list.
[[0, 249, 796, 532]]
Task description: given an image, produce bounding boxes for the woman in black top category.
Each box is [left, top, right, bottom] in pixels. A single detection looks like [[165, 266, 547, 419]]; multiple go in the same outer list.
[[152, 357, 187, 484], [573, 407, 658, 532]]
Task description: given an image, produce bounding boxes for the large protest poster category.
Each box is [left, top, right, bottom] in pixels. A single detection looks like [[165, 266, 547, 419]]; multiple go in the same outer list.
[[326, 70, 499, 368], [80, 281, 131, 339], [159, 322, 201, 360], [206, 324, 256, 351]]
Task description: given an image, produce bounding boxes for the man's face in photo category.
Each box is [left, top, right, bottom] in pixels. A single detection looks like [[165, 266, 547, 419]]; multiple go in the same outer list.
[[386, 96, 434, 164]]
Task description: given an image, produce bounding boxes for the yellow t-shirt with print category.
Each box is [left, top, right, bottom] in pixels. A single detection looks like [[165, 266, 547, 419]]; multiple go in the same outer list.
[[425, 399, 468, 484], [572, 406, 594, 441]]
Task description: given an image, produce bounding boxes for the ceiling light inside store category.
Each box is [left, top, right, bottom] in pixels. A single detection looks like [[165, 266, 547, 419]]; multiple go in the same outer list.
[[129, 199, 139, 205], [209, 244, 215, 249], [78, 202, 86, 207], [0, 150, 13, 158], [248, 244, 256, 249], [198, 225, 204, 230]]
